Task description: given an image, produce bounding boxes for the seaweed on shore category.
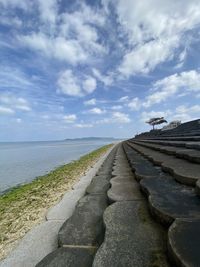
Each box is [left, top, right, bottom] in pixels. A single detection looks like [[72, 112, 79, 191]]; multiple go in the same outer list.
[[0, 144, 113, 260]]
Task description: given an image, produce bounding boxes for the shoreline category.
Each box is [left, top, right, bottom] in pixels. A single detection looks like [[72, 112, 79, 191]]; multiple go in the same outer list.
[[0, 144, 113, 261], [0, 141, 116, 196]]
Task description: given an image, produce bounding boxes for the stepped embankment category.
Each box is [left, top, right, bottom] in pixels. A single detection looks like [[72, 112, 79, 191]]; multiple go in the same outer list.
[[2, 119, 200, 267]]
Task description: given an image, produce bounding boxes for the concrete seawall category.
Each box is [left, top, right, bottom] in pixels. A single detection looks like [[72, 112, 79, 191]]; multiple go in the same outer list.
[[0, 145, 116, 267]]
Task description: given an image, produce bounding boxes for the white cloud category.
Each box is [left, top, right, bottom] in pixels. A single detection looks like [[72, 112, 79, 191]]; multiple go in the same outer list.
[[41, 115, 50, 120], [118, 96, 129, 102], [0, 106, 15, 115], [144, 70, 200, 107], [141, 105, 200, 125], [17, 2, 106, 66], [74, 123, 93, 128], [123, 70, 200, 111], [94, 111, 131, 125], [87, 107, 106, 114], [18, 34, 87, 65], [127, 97, 141, 111], [0, 0, 30, 10], [92, 68, 113, 86], [111, 105, 123, 110], [0, 66, 33, 90], [173, 104, 200, 122], [63, 114, 77, 123], [112, 0, 200, 76], [57, 70, 82, 97], [119, 37, 178, 76], [57, 70, 97, 97], [0, 15, 22, 27], [0, 93, 31, 112], [60, 3, 106, 53], [16, 118, 22, 123], [83, 77, 97, 94], [112, 111, 131, 123], [84, 98, 97, 106], [37, 0, 58, 25], [14, 98, 31, 111]]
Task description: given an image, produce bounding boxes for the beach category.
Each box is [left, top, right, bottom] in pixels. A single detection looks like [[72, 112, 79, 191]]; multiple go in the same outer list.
[[0, 144, 113, 261]]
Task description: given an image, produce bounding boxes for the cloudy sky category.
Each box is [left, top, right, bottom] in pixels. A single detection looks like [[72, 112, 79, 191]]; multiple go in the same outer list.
[[0, 0, 200, 141]]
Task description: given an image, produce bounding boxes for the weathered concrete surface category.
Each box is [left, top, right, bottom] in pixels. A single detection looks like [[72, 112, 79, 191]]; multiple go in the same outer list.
[[186, 142, 200, 150], [111, 167, 133, 177], [134, 141, 200, 164], [46, 189, 85, 221], [0, 221, 63, 267], [123, 145, 161, 181], [72, 176, 94, 191], [58, 194, 107, 247], [131, 162, 161, 181], [175, 149, 200, 163], [139, 139, 200, 149], [140, 176, 200, 226], [128, 142, 200, 186], [108, 178, 143, 202], [36, 247, 95, 267], [168, 219, 200, 267], [86, 175, 110, 195], [93, 201, 169, 267], [195, 179, 200, 197], [108, 144, 144, 202]]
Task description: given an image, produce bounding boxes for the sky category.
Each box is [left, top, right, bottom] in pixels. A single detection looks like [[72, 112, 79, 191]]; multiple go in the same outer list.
[[0, 0, 200, 141]]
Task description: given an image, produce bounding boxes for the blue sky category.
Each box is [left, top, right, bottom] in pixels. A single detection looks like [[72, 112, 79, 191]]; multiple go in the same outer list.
[[0, 0, 200, 141]]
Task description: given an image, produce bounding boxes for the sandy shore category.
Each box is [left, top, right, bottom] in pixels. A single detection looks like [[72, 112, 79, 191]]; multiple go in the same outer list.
[[0, 144, 113, 263]]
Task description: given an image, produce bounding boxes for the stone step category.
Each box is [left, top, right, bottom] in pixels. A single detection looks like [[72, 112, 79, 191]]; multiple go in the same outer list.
[[108, 145, 144, 202], [58, 194, 108, 247], [196, 180, 200, 197], [96, 163, 112, 176], [138, 139, 200, 150], [143, 135, 200, 141], [93, 201, 169, 267], [123, 143, 200, 225], [108, 177, 143, 202], [123, 145, 161, 180], [134, 140, 200, 164], [95, 150, 116, 177], [86, 175, 110, 195], [157, 130, 200, 137], [95, 146, 118, 176], [36, 247, 95, 267], [127, 142, 200, 186], [168, 219, 200, 267], [140, 176, 200, 226], [131, 161, 161, 181], [111, 165, 133, 177]]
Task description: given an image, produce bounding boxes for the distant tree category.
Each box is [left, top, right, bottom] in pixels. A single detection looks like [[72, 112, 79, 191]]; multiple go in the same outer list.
[[146, 117, 167, 130]]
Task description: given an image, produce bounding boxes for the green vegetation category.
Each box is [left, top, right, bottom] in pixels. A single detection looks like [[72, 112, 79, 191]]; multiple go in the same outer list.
[[0, 144, 113, 259]]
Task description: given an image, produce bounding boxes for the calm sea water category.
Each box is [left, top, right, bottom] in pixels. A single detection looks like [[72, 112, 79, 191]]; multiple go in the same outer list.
[[0, 140, 113, 193]]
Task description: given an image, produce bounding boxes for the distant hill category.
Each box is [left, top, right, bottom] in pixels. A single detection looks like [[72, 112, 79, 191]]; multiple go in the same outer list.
[[64, 137, 117, 141]]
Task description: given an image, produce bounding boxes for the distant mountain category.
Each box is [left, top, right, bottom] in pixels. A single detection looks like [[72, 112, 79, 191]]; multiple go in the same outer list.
[[64, 137, 117, 141]]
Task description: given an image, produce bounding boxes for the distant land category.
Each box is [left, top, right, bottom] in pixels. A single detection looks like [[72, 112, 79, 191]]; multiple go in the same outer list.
[[64, 137, 120, 141]]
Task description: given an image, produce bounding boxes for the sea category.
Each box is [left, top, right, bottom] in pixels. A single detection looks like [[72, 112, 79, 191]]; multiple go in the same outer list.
[[0, 139, 115, 194]]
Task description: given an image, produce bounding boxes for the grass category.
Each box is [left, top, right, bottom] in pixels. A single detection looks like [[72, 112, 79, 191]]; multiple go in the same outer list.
[[0, 143, 113, 260]]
